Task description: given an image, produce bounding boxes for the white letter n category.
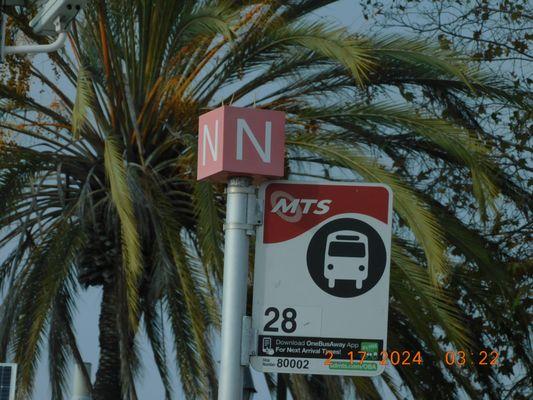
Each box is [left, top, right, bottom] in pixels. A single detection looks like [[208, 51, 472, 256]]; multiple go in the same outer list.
[[236, 118, 271, 163], [202, 121, 218, 166]]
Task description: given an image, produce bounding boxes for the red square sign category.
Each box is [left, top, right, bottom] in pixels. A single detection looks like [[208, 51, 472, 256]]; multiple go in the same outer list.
[[197, 106, 285, 181]]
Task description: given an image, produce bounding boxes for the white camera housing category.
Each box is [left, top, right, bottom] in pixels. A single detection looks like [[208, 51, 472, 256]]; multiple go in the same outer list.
[[1, 0, 86, 58], [29, 0, 87, 35]]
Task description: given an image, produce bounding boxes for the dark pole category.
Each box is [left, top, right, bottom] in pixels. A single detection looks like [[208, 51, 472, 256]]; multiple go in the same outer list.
[[276, 373, 287, 400]]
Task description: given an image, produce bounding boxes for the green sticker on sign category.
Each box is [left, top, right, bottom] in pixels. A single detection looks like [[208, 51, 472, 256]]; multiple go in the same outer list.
[[361, 341, 379, 360], [328, 361, 378, 371], [361, 342, 378, 352]]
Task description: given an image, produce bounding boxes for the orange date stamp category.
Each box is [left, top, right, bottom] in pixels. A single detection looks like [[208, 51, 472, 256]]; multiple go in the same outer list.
[[443, 350, 499, 367], [323, 350, 500, 367]]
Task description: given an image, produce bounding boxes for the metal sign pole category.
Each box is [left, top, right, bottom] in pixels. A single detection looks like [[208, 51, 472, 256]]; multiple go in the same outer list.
[[196, 105, 285, 399], [218, 176, 254, 400]]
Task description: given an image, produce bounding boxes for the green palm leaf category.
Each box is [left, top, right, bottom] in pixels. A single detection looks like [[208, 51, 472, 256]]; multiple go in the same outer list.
[[71, 66, 96, 139], [12, 220, 85, 397], [263, 21, 374, 85], [288, 137, 448, 283], [370, 36, 474, 89], [103, 135, 142, 328]]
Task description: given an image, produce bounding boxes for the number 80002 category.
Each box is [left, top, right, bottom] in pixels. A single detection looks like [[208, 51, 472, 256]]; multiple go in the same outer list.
[[276, 358, 309, 369]]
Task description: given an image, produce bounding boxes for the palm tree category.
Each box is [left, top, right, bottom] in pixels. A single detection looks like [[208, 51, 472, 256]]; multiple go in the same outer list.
[[0, 1, 530, 399]]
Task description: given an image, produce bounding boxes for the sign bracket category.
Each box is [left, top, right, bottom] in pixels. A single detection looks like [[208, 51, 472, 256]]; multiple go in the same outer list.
[[240, 316, 252, 366], [223, 185, 262, 235]]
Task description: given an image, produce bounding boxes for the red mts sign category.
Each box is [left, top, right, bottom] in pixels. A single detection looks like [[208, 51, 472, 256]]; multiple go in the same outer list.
[[263, 182, 391, 244], [197, 106, 285, 181]]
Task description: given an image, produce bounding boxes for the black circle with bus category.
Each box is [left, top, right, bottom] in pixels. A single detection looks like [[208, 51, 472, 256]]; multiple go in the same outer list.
[[306, 217, 387, 297]]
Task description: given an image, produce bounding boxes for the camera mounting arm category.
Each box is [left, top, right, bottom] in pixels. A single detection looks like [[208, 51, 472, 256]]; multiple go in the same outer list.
[[2, 16, 67, 56], [1, 1, 85, 59]]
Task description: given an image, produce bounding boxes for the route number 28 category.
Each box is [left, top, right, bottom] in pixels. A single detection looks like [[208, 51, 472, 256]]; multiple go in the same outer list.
[[264, 307, 297, 333]]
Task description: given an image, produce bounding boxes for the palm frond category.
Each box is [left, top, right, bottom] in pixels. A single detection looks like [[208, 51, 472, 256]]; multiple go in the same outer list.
[[296, 102, 501, 216], [288, 137, 448, 283], [176, 2, 236, 42], [391, 241, 470, 349], [142, 174, 217, 399], [165, 236, 217, 399], [103, 135, 142, 328], [370, 36, 474, 89], [347, 376, 382, 399], [143, 300, 173, 400], [48, 280, 78, 400], [192, 180, 224, 282], [263, 21, 374, 85], [71, 66, 96, 139], [12, 220, 84, 397]]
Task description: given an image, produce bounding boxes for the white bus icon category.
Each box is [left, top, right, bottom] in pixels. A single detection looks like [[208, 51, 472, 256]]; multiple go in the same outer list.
[[324, 231, 369, 289]]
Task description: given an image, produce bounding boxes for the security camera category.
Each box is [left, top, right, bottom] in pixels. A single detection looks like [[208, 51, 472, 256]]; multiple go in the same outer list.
[[29, 0, 87, 35], [1, 0, 86, 57]]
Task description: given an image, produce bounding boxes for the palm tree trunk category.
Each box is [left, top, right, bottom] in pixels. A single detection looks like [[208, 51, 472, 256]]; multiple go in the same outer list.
[[93, 283, 122, 400], [277, 373, 287, 400]]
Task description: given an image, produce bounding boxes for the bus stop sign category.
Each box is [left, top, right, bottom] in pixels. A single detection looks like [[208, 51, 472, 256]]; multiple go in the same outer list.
[[250, 180, 393, 376]]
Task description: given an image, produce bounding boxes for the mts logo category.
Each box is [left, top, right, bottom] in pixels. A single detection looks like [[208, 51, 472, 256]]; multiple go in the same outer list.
[[270, 190, 332, 222], [197, 106, 285, 181]]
